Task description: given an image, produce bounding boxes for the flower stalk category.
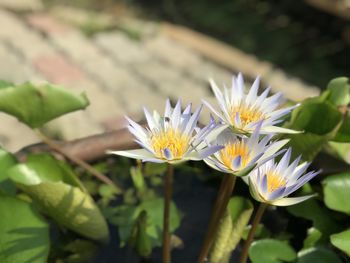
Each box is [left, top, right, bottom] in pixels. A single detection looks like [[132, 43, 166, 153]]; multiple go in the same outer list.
[[197, 174, 236, 263], [163, 164, 174, 263], [238, 203, 268, 263]]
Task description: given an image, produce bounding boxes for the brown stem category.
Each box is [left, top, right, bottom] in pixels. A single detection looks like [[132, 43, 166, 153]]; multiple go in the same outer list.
[[35, 130, 122, 192], [163, 164, 174, 263], [17, 128, 138, 162], [238, 203, 268, 263], [197, 174, 236, 263]]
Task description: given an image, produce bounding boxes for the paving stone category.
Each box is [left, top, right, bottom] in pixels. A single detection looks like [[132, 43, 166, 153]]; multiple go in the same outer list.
[[94, 32, 151, 65], [78, 81, 124, 123], [0, 43, 40, 83], [11, 30, 53, 61], [266, 69, 320, 101], [51, 32, 102, 64], [0, 9, 29, 39], [144, 35, 203, 72], [0, 113, 39, 152], [135, 61, 209, 106], [33, 53, 85, 86], [27, 13, 73, 36], [45, 111, 103, 141], [51, 5, 114, 29], [191, 60, 233, 86], [0, 0, 43, 12]]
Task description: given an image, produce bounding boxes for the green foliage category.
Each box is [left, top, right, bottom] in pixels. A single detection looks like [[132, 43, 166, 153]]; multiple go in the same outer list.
[[303, 228, 322, 249], [326, 77, 350, 106], [330, 229, 350, 257], [56, 239, 98, 263], [0, 82, 89, 128], [0, 196, 50, 263], [322, 172, 350, 215], [249, 239, 296, 263], [108, 197, 181, 256], [8, 153, 81, 187], [296, 247, 342, 263], [287, 198, 340, 238], [0, 149, 17, 195], [22, 182, 109, 242], [7, 153, 109, 242], [284, 77, 350, 160], [144, 162, 167, 176], [210, 196, 253, 263]]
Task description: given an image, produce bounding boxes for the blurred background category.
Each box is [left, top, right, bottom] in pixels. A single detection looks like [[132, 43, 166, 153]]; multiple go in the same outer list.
[[0, 0, 348, 150]]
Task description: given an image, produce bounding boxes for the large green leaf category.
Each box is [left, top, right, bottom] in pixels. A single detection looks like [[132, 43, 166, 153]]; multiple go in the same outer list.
[[0, 82, 89, 128], [326, 77, 350, 106], [21, 182, 109, 242], [210, 196, 253, 263], [331, 229, 350, 256], [286, 133, 328, 161], [249, 239, 296, 263], [8, 153, 81, 188], [289, 102, 341, 135], [284, 96, 343, 160], [7, 154, 109, 242], [296, 247, 342, 263], [0, 196, 50, 263], [322, 172, 350, 214]]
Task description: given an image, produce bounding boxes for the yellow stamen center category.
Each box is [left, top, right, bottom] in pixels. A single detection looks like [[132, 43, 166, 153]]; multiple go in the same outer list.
[[150, 129, 190, 160], [219, 141, 250, 170], [230, 104, 265, 127], [266, 172, 286, 193]]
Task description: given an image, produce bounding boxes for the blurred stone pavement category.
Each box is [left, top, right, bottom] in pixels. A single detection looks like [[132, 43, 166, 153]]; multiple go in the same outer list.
[[0, 0, 319, 152]]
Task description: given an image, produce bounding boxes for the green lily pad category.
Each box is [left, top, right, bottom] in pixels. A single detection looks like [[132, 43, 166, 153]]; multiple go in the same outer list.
[[330, 229, 350, 256], [296, 247, 342, 263], [249, 239, 296, 263], [322, 172, 350, 214]]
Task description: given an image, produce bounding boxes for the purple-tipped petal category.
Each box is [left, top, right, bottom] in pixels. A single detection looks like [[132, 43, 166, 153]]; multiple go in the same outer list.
[[163, 148, 173, 160], [261, 174, 268, 195], [232, 155, 242, 170], [267, 186, 286, 201], [198, 145, 224, 159]]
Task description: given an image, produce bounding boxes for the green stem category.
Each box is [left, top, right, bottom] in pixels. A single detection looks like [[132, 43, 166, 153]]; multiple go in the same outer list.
[[238, 203, 268, 263], [163, 164, 174, 263], [197, 174, 236, 263]]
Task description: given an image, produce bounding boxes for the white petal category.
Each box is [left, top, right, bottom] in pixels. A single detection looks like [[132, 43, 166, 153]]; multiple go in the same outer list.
[[270, 194, 316, 206], [107, 149, 154, 160], [261, 126, 302, 134], [143, 107, 157, 130], [202, 99, 226, 123], [260, 139, 289, 160], [246, 77, 260, 105]]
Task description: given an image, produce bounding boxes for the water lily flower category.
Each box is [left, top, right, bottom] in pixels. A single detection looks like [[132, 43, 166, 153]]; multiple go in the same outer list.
[[204, 122, 289, 176], [203, 73, 299, 134], [108, 99, 225, 164], [248, 148, 320, 206]]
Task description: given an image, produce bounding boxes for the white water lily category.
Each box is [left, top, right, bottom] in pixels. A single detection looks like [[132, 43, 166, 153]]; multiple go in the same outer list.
[[203, 73, 299, 134], [204, 122, 289, 176], [248, 148, 320, 206], [108, 99, 225, 164]]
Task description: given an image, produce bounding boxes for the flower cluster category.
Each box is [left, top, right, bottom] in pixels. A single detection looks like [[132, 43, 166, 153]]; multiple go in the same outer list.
[[109, 73, 319, 206]]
